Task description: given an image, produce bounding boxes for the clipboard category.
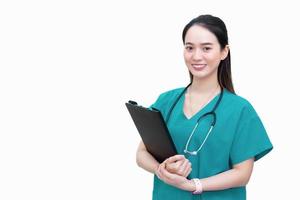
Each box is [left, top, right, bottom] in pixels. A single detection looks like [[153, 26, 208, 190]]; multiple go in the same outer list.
[[125, 100, 177, 163]]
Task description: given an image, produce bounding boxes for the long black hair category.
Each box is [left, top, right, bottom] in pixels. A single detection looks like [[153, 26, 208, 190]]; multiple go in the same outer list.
[[182, 14, 235, 93]]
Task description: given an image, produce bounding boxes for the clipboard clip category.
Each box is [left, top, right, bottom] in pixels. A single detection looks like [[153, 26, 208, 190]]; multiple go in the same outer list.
[[128, 100, 138, 105], [128, 100, 160, 112]]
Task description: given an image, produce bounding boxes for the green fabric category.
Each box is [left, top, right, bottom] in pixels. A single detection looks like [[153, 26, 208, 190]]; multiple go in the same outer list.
[[150, 87, 273, 200]]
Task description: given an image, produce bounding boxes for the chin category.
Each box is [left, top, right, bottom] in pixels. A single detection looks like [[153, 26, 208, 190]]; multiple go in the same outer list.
[[192, 74, 209, 80], [189, 67, 218, 80], [190, 70, 209, 79]]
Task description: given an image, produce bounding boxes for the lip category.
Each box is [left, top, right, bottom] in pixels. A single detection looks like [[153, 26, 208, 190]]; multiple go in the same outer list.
[[191, 64, 206, 71]]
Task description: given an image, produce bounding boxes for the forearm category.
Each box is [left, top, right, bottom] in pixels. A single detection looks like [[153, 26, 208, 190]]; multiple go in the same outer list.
[[163, 167, 250, 193], [136, 149, 159, 174], [200, 168, 248, 191], [200, 159, 254, 191]]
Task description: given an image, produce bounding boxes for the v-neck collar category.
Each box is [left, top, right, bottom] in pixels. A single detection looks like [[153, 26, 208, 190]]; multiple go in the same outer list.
[[181, 90, 223, 121]]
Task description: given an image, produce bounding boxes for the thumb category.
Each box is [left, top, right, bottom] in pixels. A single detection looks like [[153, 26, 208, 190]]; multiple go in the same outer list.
[[166, 154, 185, 164]]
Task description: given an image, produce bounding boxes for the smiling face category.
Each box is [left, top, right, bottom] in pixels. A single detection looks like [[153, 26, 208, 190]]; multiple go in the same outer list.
[[183, 25, 228, 81]]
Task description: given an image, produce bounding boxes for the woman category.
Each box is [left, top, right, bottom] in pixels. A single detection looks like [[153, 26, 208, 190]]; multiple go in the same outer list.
[[136, 14, 273, 200]]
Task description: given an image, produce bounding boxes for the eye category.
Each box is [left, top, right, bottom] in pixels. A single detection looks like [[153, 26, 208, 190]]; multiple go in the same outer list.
[[203, 47, 211, 52], [185, 46, 193, 52]]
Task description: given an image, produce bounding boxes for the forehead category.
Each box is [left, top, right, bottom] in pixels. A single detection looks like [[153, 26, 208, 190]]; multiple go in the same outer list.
[[185, 25, 219, 45]]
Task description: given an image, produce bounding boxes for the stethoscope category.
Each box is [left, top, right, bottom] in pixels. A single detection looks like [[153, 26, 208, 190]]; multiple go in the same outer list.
[[165, 83, 224, 156]]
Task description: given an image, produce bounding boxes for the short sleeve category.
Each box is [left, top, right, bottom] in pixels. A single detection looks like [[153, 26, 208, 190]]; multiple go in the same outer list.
[[230, 104, 273, 165], [149, 89, 181, 119], [149, 93, 165, 110]]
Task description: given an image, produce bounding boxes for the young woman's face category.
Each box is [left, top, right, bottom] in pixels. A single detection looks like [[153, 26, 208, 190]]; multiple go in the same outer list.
[[183, 25, 228, 80]]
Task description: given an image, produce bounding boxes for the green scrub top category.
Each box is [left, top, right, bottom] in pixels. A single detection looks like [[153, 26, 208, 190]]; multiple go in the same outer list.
[[150, 87, 273, 200]]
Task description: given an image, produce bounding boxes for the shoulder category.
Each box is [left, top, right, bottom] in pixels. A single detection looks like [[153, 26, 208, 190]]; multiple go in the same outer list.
[[151, 87, 185, 110], [157, 87, 185, 100], [223, 89, 258, 118]]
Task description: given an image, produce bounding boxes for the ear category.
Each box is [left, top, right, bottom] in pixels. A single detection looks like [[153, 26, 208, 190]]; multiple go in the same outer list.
[[221, 45, 229, 60]]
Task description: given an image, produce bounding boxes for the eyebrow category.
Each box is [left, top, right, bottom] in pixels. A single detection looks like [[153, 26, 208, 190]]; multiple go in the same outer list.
[[185, 42, 213, 46]]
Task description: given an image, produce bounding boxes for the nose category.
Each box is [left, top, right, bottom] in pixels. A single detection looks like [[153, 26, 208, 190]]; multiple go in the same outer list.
[[192, 48, 203, 61]]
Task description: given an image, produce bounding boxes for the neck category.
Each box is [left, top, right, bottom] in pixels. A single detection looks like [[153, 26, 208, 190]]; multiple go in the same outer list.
[[190, 75, 220, 94]]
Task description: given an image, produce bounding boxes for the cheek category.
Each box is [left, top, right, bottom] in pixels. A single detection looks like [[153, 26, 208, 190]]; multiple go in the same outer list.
[[183, 52, 191, 62], [205, 53, 221, 65]]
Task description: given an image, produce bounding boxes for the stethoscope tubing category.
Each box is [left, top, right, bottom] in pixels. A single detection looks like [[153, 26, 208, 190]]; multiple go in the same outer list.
[[165, 83, 224, 156]]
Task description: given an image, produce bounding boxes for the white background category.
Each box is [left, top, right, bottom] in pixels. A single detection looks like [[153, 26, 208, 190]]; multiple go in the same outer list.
[[0, 0, 299, 199]]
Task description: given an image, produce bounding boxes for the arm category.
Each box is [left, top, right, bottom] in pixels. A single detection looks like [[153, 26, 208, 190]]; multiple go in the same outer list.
[[136, 141, 159, 174], [158, 158, 254, 192], [200, 158, 254, 191], [136, 140, 191, 177]]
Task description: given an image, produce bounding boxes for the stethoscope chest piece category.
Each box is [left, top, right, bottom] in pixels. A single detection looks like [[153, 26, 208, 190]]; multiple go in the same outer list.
[[184, 150, 197, 155]]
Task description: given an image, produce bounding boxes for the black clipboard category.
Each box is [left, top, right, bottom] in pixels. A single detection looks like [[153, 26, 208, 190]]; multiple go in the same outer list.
[[125, 100, 177, 163]]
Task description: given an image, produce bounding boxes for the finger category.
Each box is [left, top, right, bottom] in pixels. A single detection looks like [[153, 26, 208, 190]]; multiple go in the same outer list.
[[166, 164, 179, 174], [155, 170, 161, 179], [168, 160, 182, 170], [160, 164, 177, 180], [156, 163, 165, 180], [155, 165, 161, 179], [175, 159, 185, 167], [166, 159, 185, 172], [165, 155, 185, 164], [159, 164, 173, 182], [160, 166, 189, 186], [181, 159, 190, 168], [177, 159, 190, 175], [166, 158, 189, 174], [157, 170, 163, 180], [182, 162, 192, 177], [183, 167, 192, 178], [165, 162, 175, 171], [172, 158, 189, 172]]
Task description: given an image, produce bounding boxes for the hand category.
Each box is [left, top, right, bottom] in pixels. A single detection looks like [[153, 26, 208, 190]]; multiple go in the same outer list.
[[165, 155, 192, 177], [155, 162, 194, 191]]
